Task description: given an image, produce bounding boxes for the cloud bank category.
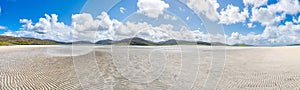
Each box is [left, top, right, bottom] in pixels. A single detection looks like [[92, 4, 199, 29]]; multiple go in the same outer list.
[[3, 12, 218, 43]]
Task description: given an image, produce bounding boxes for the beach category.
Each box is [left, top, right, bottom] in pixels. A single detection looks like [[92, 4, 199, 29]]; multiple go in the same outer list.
[[0, 45, 300, 90]]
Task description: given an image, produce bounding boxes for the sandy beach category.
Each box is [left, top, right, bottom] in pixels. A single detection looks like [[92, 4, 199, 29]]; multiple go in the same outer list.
[[0, 45, 300, 90]]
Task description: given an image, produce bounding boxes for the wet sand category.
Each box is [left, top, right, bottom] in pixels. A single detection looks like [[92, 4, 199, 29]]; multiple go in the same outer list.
[[0, 45, 299, 90]]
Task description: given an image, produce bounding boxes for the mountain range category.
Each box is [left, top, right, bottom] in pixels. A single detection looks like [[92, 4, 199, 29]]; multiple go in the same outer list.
[[1, 35, 253, 46]]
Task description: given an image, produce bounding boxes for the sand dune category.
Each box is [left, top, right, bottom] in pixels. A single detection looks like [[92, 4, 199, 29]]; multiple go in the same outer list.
[[0, 45, 300, 89]]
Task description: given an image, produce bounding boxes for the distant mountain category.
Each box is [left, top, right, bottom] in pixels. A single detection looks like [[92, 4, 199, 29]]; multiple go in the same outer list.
[[158, 39, 177, 45], [197, 41, 212, 45], [232, 43, 253, 46], [287, 44, 300, 46], [210, 42, 229, 46], [43, 39, 71, 44], [114, 37, 157, 46], [95, 37, 228, 46], [95, 39, 113, 45], [0, 35, 59, 46], [158, 39, 199, 45], [72, 41, 93, 44], [0, 35, 229, 46]]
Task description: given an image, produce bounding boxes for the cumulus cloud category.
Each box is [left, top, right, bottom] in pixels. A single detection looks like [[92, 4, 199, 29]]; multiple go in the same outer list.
[[120, 7, 126, 13], [250, 7, 286, 26], [109, 20, 212, 42], [228, 22, 300, 45], [224, 0, 300, 45], [267, 0, 300, 15], [3, 12, 219, 43], [248, 0, 300, 26], [185, 0, 220, 21], [8, 7, 299, 46], [0, 25, 7, 30], [115, 22, 174, 42], [4, 14, 73, 42], [2, 30, 15, 36], [219, 4, 249, 25], [71, 13, 100, 41], [293, 16, 300, 23], [137, 0, 169, 18], [243, 0, 268, 7]]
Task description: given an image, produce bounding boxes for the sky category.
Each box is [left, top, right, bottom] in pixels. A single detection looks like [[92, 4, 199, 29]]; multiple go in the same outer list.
[[0, 0, 300, 45]]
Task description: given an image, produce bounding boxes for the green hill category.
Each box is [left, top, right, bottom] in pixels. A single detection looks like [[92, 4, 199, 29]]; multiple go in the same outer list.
[[0, 35, 59, 46]]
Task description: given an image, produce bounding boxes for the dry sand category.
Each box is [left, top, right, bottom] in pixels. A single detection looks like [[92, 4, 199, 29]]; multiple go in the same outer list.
[[0, 45, 300, 90]]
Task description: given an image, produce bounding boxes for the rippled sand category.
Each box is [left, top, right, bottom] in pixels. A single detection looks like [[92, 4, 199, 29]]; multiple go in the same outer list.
[[0, 45, 300, 90]]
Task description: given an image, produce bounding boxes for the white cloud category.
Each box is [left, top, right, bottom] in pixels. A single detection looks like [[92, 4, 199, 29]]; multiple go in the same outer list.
[[5, 14, 73, 42], [2, 30, 15, 36], [20, 19, 33, 30], [249, 0, 300, 26], [185, 0, 220, 21], [247, 23, 256, 28], [243, 0, 268, 7], [120, 7, 126, 13], [137, 0, 169, 18], [186, 16, 190, 20], [219, 4, 249, 25], [3, 12, 215, 43], [163, 14, 177, 21], [234, 0, 300, 45], [293, 16, 300, 23], [113, 21, 203, 42], [250, 7, 285, 26], [267, 0, 300, 15], [0, 25, 6, 30], [72, 13, 100, 32], [229, 32, 240, 40], [2, 12, 118, 42], [228, 22, 300, 45], [116, 22, 175, 42], [71, 13, 101, 41]]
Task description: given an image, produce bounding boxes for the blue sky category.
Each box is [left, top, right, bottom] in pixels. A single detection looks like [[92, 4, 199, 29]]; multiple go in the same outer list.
[[0, 0, 300, 45], [0, 0, 85, 32]]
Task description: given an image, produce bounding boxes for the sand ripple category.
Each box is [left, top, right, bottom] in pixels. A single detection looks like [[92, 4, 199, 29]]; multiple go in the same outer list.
[[1, 46, 300, 89]]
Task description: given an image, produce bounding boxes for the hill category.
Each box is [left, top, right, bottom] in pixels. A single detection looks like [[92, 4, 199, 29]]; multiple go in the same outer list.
[[0, 35, 229, 46], [0, 35, 59, 46], [96, 37, 228, 46], [95, 39, 113, 45], [114, 37, 157, 46], [287, 44, 300, 46], [232, 43, 253, 46]]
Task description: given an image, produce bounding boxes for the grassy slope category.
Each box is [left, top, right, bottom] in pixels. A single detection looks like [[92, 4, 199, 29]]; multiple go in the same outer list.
[[0, 36, 58, 46]]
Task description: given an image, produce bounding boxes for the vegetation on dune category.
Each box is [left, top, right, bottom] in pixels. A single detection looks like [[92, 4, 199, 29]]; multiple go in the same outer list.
[[0, 42, 13, 46]]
